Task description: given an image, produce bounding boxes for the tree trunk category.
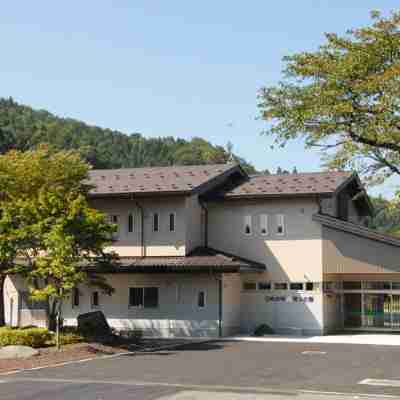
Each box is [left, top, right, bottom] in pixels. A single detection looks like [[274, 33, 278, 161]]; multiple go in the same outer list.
[[0, 275, 5, 326], [48, 298, 58, 332]]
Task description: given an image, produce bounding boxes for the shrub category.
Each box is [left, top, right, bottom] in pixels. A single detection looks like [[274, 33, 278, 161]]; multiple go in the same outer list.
[[0, 327, 53, 348], [254, 324, 274, 336]]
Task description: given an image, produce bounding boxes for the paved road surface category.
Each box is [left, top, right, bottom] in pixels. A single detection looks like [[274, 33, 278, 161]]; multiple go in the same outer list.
[[1, 340, 400, 399]]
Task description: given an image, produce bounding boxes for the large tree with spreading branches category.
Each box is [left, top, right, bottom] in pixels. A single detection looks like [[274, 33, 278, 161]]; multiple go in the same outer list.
[[0, 147, 117, 346], [258, 10, 400, 187]]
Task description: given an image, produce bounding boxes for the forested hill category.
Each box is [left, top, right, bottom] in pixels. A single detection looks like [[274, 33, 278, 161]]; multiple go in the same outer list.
[[0, 98, 256, 172]]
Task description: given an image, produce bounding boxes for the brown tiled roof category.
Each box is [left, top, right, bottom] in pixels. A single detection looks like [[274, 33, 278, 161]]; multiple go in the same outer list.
[[87, 164, 237, 197], [215, 171, 353, 199], [85, 247, 266, 273]]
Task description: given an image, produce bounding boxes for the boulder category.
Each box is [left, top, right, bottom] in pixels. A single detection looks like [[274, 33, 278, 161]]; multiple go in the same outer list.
[[77, 311, 112, 338], [0, 345, 39, 359]]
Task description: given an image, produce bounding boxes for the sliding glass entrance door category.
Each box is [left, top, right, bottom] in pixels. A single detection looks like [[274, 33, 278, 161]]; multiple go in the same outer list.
[[343, 294, 362, 327], [363, 294, 391, 328]]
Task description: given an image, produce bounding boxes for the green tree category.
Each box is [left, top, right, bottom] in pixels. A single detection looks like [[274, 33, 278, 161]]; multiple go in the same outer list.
[[0, 147, 117, 346], [258, 11, 400, 186]]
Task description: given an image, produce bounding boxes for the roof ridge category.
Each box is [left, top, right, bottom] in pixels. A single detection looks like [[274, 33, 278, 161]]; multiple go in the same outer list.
[[90, 163, 231, 173]]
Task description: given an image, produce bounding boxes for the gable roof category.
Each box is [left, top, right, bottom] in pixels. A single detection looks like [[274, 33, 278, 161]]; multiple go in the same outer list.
[[210, 171, 353, 199], [87, 164, 244, 197]]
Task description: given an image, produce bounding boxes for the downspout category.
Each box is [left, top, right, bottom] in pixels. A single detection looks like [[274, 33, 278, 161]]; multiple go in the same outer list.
[[218, 275, 223, 338], [134, 200, 146, 258]]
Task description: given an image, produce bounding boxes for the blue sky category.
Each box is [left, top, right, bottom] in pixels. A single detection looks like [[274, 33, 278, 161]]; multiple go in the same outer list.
[[1, 1, 399, 197]]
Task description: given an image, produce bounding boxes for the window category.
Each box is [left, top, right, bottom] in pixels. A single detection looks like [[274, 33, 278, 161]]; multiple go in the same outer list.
[[153, 213, 159, 232], [276, 214, 285, 235], [243, 282, 257, 291], [274, 282, 288, 290], [19, 292, 47, 310], [169, 213, 176, 232], [305, 282, 314, 291], [258, 281, 271, 290], [343, 281, 361, 290], [364, 281, 391, 290], [259, 214, 269, 236], [91, 291, 99, 308], [128, 213, 135, 233], [290, 283, 304, 291], [129, 287, 158, 308], [197, 291, 206, 308], [244, 215, 252, 235], [393, 282, 400, 290], [72, 288, 79, 308], [109, 215, 120, 239]]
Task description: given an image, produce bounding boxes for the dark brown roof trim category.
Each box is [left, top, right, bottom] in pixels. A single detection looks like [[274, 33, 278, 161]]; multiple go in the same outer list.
[[313, 213, 400, 248]]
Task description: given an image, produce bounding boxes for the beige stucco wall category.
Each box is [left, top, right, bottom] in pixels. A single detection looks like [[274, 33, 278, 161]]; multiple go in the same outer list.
[[322, 226, 400, 275], [62, 273, 221, 337], [185, 194, 204, 254], [91, 197, 187, 257], [207, 198, 323, 282]]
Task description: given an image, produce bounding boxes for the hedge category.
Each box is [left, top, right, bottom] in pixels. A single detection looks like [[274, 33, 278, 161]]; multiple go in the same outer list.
[[0, 327, 53, 348]]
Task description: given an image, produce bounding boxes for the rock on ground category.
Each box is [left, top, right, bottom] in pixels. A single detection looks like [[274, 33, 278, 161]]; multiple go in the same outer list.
[[0, 345, 39, 359]]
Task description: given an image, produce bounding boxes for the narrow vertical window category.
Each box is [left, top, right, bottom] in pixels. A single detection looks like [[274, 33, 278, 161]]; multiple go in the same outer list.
[[169, 213, 176, 232], [197, 290, 206, 308], [91, 291, 99, 308], [276, 214, 285, 235], [72, 288, 79, 308], [110, 215, 120, 239], [153, 213, 159, 232], [128, 213, 135, 233], [244, 215, 252, 235], [260, 214, 269, 236]]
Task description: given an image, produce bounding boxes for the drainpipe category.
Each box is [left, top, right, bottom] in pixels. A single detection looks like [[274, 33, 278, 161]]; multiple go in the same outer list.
[[199, 200, 208, 248], [134, 200, 145, 258]]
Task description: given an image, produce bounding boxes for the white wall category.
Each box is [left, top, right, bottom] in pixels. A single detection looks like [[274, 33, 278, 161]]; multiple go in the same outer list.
[[185, 194, 204, 254], [62, 273, 221, 338]]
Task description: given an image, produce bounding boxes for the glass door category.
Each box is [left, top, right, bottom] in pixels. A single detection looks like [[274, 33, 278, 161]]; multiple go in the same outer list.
[[363, 294, 391, 328], [344, 294, 362, 327]]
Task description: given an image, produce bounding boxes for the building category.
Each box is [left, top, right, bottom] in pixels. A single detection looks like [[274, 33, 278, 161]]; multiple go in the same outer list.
[[4, 163, 400, 336]]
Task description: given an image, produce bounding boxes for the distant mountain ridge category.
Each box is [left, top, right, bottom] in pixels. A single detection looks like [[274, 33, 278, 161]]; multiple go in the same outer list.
[[0, 97, 256, 173]]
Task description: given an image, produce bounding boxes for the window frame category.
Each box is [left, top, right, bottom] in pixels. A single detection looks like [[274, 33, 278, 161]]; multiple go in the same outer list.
[[152, 212, 160, 233], [243, 215, 252, 236], [169, 212, 176, 233], [259, 214, 269, 236], [243, 282, 257, 291], [276, 214, 285, 236], [258, 281, 272, 290], [290, 282, 304, 291], [109, 214, 120, 239], [128, 213, 135, 234], [129, 287, 159, 309], [274, 282, 288, 290], [72, 288, 80, 308], [91, 291, 100, 308], [197, 290, 206, 309]]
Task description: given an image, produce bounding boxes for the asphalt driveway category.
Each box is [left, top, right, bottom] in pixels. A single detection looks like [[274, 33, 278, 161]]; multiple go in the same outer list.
[[1, 340, 400, 399]]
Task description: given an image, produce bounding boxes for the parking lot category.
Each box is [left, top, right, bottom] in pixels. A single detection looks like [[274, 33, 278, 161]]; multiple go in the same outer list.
[[1, 340, 400, 399]]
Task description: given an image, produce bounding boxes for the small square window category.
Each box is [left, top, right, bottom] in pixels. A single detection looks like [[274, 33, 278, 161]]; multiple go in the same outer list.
[[258, 281, 271, 290], [109, 215, 120, 239], [274, 282, 288, 290], [197, 291, 206, 308], [305, 282, 314, 291], [243, 282, 257, 291], [290, 283, 304, 291]]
